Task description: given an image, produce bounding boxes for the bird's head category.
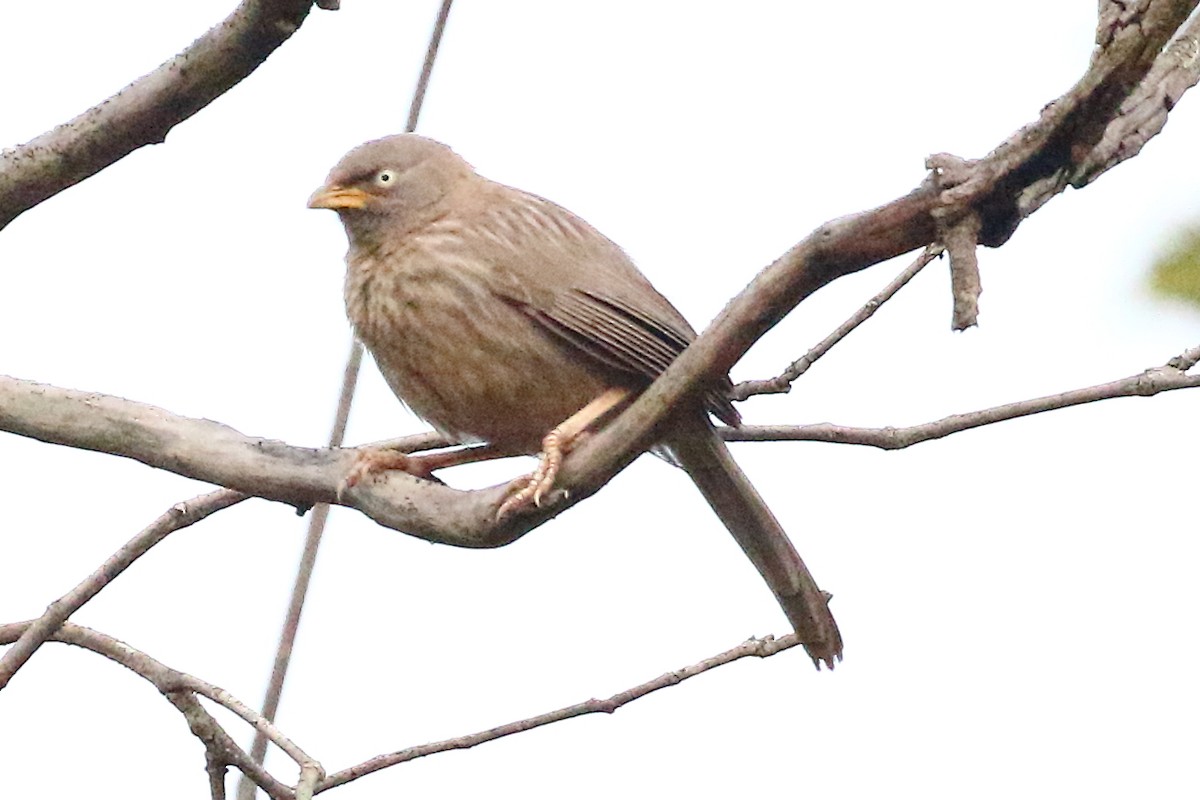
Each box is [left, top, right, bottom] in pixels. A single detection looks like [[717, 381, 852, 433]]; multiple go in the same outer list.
[[308, 133, 473, 248]]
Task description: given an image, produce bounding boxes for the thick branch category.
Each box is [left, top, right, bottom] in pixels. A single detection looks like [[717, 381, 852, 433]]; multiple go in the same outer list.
[[4, 336, 1199, 551], [0, 376, 562, 547], [1075, 10, 1200, 184], [0, 0, 326, 231], [953, 0, 1199, 245]]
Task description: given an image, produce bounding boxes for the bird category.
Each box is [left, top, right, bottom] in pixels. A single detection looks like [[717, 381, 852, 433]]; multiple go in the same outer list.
[[309, 134, 842, 668]]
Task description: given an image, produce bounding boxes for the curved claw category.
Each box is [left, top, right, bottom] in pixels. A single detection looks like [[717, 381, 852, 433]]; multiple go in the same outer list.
[[496, 432, 564, 519], [492, 388, 626, 520]]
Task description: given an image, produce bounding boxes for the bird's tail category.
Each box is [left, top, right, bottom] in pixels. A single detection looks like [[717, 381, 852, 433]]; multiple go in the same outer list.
[[669, 423, 842, 669]]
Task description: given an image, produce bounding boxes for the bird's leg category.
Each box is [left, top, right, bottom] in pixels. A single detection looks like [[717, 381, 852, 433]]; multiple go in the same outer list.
[[340, 442, 521, 499], [497, 387, 631, 519]]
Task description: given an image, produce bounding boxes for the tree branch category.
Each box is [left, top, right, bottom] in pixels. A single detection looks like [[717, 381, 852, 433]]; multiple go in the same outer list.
[[0, 621, 315, 800], [0, 375, 555, 547], [731, 245, 943, 401], [0, 489, 246, 691], [167, 690, 293, 800], [2, 336, 1197, 553], [317, 633, 804, 793], [721, 345, 1200, 448], [4, 335, 1198, 552], [1079, 2, 1200, 184], [560, 0, 1198, 495], [0, 0, 331, 231], [0, 618, 804, 796], [1167, 343, 1200, 370], [940, 207, 984, 330]]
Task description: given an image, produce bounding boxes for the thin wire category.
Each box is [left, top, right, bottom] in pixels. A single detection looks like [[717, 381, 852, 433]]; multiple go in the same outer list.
[[236, 3, 455, 797]]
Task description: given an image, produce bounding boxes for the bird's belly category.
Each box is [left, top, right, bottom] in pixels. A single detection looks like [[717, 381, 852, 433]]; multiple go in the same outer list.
[[349, 263, 611, 453]]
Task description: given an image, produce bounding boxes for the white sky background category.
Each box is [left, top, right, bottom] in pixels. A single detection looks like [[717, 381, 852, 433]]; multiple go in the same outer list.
[[1, 2, 1198, 797]]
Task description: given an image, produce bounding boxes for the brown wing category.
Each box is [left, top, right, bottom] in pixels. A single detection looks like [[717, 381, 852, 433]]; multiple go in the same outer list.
[[468, 184, 739, 426]]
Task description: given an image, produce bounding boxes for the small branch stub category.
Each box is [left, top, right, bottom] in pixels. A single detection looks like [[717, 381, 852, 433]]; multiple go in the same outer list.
[[926, 152, 985, 330], [945, 211, 984, 330]]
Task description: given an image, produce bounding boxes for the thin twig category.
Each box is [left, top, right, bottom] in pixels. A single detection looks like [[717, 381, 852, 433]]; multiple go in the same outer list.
[[183, 679, 321, 780], [0, 621, 303, 800], [731, 245, 943, 401], [297, 766, 322, 800], [722, 345, 1200, 448], [0, 489, 246, 691], [0, 619, 807, 795], [318, 633, 803, 792], [168, 691, 293, 800]]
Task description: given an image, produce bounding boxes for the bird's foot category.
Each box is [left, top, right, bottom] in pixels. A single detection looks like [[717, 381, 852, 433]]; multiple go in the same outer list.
[[337, 447, 441, 500], [496, 429, 569, 519], [494, 387, 628, 520]]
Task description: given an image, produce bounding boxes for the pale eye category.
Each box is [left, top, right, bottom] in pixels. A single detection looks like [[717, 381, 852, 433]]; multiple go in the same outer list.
[[375, 169, 398, 187]]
